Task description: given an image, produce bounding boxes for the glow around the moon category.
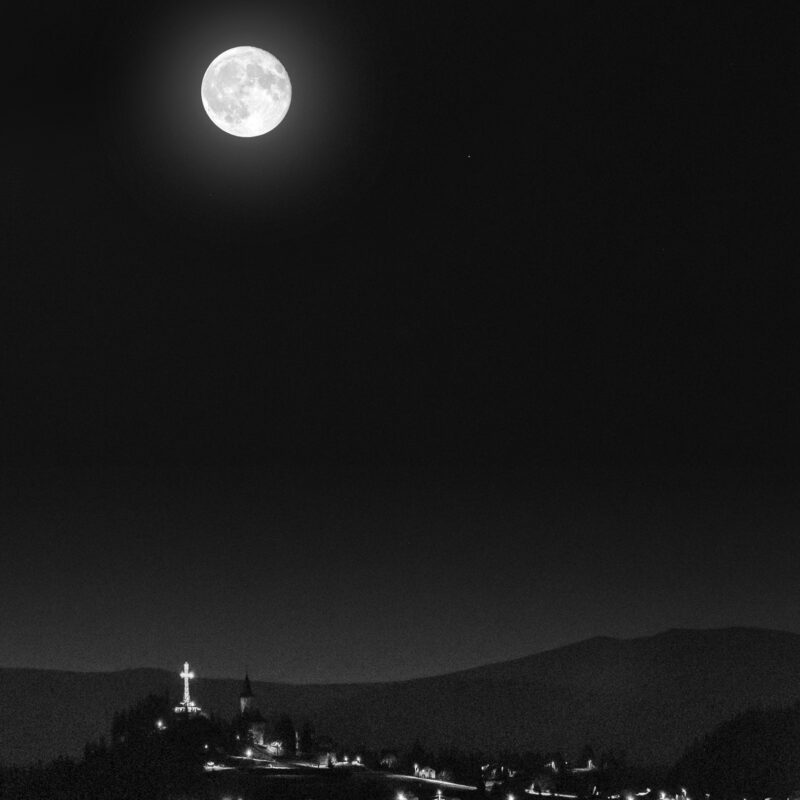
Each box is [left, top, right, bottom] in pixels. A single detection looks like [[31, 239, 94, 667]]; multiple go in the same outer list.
[[201, 46, 291, 137]]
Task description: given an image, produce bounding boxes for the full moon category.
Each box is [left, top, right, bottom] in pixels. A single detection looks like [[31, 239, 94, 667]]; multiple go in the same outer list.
[[201, 46, 292, 137]]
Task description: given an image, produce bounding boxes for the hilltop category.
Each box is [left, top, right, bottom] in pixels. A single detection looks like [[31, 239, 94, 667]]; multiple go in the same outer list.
[[3, 627, 799, 767]]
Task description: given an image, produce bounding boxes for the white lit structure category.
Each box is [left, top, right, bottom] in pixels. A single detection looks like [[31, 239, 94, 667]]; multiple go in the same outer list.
[[174, 661, 203, 714]]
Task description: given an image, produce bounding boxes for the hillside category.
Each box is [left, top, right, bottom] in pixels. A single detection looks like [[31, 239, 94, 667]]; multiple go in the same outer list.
[[2, 627, 799, 767], [672, 702, 800, 795]]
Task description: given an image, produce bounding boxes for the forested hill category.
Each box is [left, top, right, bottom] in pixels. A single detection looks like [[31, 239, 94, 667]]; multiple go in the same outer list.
[[3, 627, 800, 767]]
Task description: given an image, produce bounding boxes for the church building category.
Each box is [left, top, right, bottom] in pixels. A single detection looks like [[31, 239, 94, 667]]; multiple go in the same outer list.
[[238, 672, 267, 746]]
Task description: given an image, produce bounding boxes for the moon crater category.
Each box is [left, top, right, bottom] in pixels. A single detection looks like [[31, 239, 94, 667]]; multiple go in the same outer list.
[[201, 46, 291, 137]]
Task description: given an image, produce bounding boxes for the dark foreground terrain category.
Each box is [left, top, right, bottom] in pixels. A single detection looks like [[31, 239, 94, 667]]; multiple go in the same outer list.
[[205, 769, 473, 800], [7, 696, 800, 799]]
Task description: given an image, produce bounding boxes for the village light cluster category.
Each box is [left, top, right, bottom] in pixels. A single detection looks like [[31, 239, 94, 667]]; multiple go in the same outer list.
[[174, 660, 697, 799]]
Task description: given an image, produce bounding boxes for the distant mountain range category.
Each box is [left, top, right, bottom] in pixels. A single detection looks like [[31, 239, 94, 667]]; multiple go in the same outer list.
[[3, 627, 800, 767]]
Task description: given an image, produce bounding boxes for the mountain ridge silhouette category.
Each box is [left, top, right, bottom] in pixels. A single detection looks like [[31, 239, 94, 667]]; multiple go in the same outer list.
[[3, 627, 798, 767]]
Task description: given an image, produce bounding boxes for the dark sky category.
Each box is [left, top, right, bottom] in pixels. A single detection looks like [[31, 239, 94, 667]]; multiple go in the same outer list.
[[2, 0, 800, 683]]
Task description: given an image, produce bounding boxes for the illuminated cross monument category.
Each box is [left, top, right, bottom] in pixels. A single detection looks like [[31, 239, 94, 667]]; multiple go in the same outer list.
[[174, 661, 202, 714]]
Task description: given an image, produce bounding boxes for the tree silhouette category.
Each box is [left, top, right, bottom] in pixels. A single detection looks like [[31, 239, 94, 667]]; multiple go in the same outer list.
[[672, 703, 800, 796], [272, 714, 296, 754], [298, 721, 315, 754]]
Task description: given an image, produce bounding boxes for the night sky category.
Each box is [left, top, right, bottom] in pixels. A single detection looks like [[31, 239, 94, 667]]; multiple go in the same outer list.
[[3, 1, 800, 683]]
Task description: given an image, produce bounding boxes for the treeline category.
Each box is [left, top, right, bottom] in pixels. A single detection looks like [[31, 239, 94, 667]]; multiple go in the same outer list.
[[5, 695, 800, 798], [671, 702, 800, 797], [0, 693, 222, 800]]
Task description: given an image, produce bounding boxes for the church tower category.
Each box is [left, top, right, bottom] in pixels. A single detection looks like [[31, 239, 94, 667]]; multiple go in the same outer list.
[[238, 672, 266, 747], [240, 672, 254, 714]]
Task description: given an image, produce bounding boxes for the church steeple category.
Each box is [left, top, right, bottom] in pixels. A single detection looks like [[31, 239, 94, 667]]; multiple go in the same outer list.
[[237, 671, 266, 747], [239, 672, 254, 714]]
